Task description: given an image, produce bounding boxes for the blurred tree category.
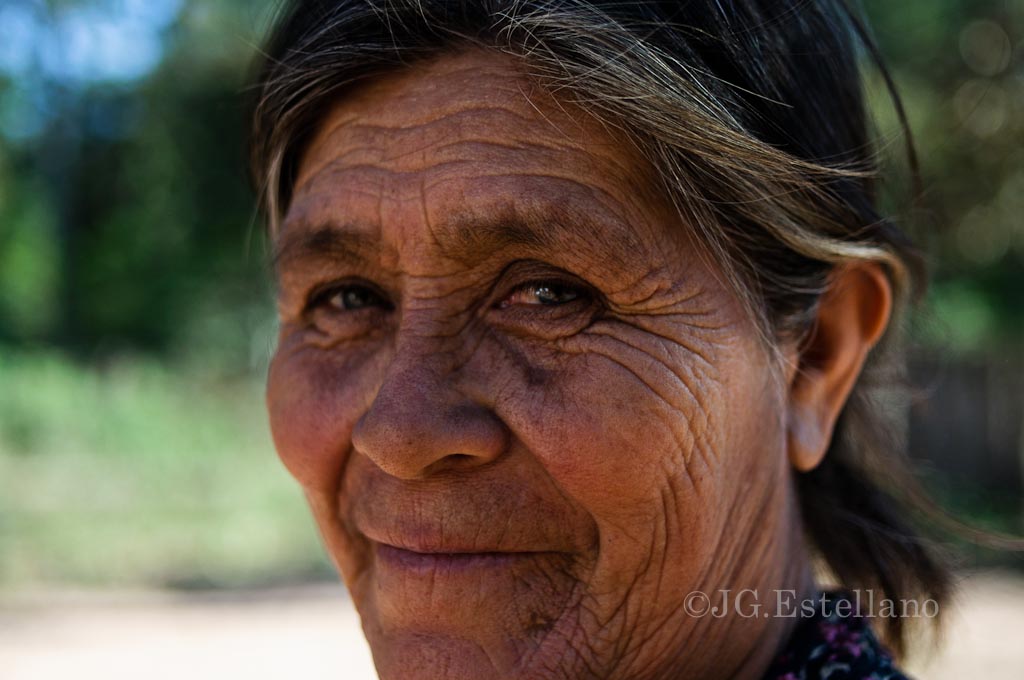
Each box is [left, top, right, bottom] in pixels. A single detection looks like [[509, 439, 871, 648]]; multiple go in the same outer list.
[[863, 0, 1024, 352], [0, 0, 275, 370]]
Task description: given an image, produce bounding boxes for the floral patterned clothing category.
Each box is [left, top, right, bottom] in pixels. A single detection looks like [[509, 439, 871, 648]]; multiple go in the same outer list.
[[761, 590, 912, 680]]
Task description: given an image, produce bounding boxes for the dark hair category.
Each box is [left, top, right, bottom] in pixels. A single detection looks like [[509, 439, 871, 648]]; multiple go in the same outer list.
[[249, 0, 954, 655]]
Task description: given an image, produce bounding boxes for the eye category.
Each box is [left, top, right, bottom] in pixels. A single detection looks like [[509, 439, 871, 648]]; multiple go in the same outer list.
[[489, 273, 601, 339], [499, 280, 585, 308], [308, 281, 391, 313]]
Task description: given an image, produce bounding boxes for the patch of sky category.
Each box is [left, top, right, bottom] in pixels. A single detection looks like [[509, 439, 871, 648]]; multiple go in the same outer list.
[[0, 0, 183, 141]]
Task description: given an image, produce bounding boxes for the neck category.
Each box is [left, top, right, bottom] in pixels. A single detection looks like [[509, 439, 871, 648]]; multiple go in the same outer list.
[[728, 519, 819, 680]]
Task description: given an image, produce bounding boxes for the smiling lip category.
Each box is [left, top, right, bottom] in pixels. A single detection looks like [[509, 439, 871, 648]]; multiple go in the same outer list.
[[373, 542, 552, 573]]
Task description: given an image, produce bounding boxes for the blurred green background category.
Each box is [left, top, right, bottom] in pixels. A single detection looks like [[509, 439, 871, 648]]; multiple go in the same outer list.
[[0, 0, 1021, 591]]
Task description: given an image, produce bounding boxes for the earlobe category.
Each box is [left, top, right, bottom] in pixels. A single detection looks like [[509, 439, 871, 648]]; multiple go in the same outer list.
[[785, 263, 893, 473], [787, 385, 831, 473]]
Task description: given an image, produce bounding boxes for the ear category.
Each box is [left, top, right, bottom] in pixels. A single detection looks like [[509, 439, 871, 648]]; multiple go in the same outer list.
[[785, 262, 893, 473]]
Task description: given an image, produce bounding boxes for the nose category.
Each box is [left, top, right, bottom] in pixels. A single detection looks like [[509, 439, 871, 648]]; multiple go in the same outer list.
[[351, 358, 509, 480]]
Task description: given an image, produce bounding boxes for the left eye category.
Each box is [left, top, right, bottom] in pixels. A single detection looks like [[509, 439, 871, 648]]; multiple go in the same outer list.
[[500, 281, 583, 307]]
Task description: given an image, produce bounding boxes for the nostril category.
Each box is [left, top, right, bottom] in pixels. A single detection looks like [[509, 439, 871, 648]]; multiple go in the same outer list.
[[353, 381, 510, 479], [421, 452, 483, 476]]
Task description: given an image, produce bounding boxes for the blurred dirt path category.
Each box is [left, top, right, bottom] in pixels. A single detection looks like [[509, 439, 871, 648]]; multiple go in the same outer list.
[[1, 571, 1021, 679]]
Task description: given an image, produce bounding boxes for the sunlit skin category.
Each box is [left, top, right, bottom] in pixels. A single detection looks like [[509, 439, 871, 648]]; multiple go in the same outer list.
[[266, 49, 892, 680]]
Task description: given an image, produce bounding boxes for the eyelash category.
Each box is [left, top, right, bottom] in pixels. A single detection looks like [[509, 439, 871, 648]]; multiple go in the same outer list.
[[303, 266, 598, 326], [497, 279, 590, 309], [308, 279, 588, 311], [306, 280, 392, 314]]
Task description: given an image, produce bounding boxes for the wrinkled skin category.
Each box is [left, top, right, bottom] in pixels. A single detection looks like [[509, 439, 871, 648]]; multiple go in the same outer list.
[[266, 49, 877, 680]]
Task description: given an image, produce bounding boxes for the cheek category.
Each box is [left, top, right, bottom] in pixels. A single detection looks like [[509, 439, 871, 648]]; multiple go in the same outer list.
[[510, 355, 713, 570], [499, 323, 783, 599], [506, 332, 722, 523], [265, 337, 377, 493]]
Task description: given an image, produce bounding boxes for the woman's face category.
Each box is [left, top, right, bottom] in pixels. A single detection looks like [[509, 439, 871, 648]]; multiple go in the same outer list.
[[267, 49, 810, 680]]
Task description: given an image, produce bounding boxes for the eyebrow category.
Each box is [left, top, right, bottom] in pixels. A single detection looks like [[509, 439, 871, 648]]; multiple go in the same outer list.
[[272, 223, 379, 274], [439, 206, 610, 265], [273, 204, 648, 275]]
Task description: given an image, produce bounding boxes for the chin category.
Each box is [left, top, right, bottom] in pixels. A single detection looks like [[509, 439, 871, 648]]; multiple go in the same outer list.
[[350, 552, 586, 680]]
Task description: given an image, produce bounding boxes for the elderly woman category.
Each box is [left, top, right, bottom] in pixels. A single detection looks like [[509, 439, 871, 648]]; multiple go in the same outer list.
[[249, 1, 951, 678]]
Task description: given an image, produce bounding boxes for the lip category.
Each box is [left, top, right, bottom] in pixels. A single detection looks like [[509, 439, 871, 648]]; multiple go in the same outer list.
[[373, 542, 554, 574]]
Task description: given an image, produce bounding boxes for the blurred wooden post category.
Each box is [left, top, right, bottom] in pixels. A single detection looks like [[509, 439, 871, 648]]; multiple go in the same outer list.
[[907, 351, 1024, 511]]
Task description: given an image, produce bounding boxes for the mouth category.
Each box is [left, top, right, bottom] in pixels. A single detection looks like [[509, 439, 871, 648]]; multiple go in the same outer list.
[[373, 541, 557, 574]]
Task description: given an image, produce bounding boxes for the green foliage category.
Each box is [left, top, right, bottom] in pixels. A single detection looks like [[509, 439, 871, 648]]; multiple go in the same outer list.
[[0, 349, 331, 588], [0, 0, 321, 589], [0, 0, 276, 365], [863, 0, 1024, 350], [0, 172, 60, 338]]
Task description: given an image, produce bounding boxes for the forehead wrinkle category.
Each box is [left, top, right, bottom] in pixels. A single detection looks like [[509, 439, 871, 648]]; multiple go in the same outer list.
[[284, 154, 664, 286], [295, 106, 586, 195], [344, 104, 547, 139], [433, 200, 651, 274], [284, 51, 675, 284]]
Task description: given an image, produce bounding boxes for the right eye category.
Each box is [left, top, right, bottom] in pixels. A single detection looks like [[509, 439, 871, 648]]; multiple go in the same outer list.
[[307, 281, 393, 313]]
